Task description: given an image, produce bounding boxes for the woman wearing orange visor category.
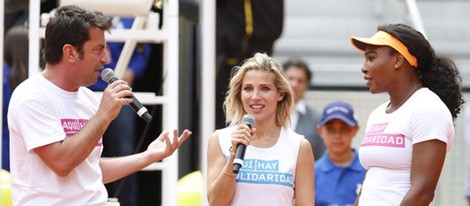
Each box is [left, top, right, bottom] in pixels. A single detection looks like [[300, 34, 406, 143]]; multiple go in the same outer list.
[[350, 24, 464, 205]]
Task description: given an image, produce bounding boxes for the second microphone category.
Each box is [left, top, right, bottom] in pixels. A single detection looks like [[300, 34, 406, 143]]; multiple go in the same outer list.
[[233, 114, 255, 174]]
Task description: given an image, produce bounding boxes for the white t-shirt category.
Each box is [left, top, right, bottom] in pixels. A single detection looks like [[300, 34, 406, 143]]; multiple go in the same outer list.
[[217, 126, 302, 206], [8, 74, 107, 206], [358, 88, 453, 205]]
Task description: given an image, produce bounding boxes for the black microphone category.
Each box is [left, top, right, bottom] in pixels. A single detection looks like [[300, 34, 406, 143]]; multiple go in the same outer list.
[[233, 114, 255, 174], [100, 68, 153, 123]]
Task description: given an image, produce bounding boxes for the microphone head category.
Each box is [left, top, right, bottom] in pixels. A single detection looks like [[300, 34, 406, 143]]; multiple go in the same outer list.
[[101, 68, 116, 83], [242, 114, 255, 128]]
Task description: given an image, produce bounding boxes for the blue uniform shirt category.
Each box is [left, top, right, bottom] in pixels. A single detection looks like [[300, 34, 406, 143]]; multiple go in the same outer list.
[[315, 149, 365, 206]]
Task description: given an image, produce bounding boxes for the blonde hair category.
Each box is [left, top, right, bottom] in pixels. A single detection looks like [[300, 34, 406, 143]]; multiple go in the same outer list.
[[223, 53, 294, 128]]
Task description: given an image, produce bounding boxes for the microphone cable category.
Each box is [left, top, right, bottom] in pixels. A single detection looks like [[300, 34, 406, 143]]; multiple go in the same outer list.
[[112, 69, 167, 198]]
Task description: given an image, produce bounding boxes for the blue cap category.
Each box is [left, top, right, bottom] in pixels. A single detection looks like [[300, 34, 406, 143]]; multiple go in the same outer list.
[[320, 101, 357, 127]]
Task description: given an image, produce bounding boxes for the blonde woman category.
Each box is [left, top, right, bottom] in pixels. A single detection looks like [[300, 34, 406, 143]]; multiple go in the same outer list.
[[207, 52, 314, 205]]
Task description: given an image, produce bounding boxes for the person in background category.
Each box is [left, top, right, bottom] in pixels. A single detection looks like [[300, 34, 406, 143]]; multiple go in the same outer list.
[[88, 17, 153, 206], [350, 23, 464, 205], [283, 59, 325, 160], [207, 52, 314, 205], [215, 0, 284, 130], [315, 101, 365, 206], [7, 5, 191, 205], [2, 25, 29, 171], [4, 0, 58, 34], [4, 0, 29, 34]]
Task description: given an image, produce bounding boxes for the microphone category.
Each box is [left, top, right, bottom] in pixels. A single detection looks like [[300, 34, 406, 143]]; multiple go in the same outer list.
[[100, 68, 153, 123], [233, 114, 255, 174]]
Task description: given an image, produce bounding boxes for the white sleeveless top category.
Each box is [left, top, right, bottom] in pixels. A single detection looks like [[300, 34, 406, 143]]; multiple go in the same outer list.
[[217, 126, 302, 206]]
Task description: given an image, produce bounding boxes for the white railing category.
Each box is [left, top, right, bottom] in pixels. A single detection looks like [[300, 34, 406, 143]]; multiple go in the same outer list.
[[405, 0, 427, 37], [200, 0, 216, 205]]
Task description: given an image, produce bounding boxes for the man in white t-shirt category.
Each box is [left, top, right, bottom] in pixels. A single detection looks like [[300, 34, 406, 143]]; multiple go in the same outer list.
[[7, 5, 191, 205]]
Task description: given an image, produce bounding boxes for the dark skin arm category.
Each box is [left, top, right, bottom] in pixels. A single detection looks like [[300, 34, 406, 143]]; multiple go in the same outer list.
[[400, 139, 447, 205]]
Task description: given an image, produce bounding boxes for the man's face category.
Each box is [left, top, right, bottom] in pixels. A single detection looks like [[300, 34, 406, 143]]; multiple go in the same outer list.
[[284, 67, 309, 102], [75, 27, 110, 87]]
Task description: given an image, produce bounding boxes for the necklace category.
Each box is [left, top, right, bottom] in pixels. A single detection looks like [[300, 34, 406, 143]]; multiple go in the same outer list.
[[386, 84, 421, 113]]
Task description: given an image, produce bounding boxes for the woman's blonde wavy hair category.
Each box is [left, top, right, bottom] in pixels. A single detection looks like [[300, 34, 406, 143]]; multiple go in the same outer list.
[[223, 52, 294, 128]]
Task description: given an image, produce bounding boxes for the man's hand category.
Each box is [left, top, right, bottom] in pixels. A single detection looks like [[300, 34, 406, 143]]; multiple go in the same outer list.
[[97, 80, 133, 121], [146, 129, 192, 160]]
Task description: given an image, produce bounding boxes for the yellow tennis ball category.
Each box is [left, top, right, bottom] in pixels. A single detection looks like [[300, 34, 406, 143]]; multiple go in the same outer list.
[[177, 171, 203, 206], [1, 169, 12, 206]]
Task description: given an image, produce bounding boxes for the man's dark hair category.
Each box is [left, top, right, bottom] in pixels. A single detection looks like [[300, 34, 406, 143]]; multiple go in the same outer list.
[[282, 58, 312, 82], [43, 5, 112, 64]]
